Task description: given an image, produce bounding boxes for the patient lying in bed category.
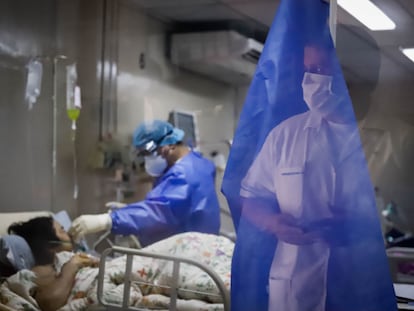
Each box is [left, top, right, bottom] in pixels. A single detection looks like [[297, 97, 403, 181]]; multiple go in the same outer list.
[[0, 216, 233, 311]]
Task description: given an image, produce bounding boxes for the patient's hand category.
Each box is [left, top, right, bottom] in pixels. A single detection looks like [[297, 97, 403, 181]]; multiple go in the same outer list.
[[35, 253, 98, 311], [70, 253, 99, 269]]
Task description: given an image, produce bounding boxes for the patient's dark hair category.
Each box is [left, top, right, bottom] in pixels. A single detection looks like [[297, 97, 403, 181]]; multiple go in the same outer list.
[[8, 216, 59, 265]]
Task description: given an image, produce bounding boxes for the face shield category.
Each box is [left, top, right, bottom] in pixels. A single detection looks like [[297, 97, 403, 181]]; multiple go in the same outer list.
[[135, 140, 158, 157], [134, 128, 175, 157], [133, 120, 184, 151], [134, 133, 172, 177]]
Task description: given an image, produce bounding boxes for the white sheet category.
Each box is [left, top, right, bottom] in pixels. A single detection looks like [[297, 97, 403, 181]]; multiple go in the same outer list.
[[394, 283, 414, 299]]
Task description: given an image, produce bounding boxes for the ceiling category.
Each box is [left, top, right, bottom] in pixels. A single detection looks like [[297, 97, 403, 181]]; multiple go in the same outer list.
[[127, 0, 414, 84]]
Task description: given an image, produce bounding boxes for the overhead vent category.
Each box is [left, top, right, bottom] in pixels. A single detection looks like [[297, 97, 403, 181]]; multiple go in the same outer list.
[[170, 30, 264, 85]]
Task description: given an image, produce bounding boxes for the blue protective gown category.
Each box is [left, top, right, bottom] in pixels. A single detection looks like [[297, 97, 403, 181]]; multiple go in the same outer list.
[[110, 151, 221, 246]]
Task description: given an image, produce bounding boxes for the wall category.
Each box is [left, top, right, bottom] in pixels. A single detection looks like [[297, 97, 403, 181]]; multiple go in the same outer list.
[[116, 1, 236, 159], [0, 0, 56, 213], [354, 77, 414, 231], [0, 0, 109, 219]]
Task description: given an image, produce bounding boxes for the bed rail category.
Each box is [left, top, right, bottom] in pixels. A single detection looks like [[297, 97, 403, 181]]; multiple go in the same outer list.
[[97, 246, 230, 311], [387, 247, 414, 284]]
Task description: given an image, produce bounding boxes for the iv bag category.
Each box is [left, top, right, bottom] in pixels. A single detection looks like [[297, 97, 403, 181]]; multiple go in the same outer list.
[[25, 59, 43, 110], [66, 64, 81, 129], [66, 63, 78, 110]]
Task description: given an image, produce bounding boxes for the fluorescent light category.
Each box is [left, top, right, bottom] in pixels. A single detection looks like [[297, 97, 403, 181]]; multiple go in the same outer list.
[[401, 48, 414, 63], [338, 0, 396, 31]]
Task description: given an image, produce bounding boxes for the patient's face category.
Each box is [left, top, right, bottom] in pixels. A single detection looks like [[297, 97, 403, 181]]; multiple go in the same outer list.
[[53, 221, 73, 251]]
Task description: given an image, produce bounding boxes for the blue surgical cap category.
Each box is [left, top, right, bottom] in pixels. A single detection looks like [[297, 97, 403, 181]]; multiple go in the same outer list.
[[132, 120, 185, 149]]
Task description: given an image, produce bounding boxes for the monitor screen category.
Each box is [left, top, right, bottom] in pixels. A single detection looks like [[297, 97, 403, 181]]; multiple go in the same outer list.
[[168, 111, 198, 148]]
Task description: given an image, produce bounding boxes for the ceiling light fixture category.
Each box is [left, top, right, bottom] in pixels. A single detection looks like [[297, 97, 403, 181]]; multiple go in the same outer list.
[[337, 0, 396, 31], [401, 48, 414, 63]]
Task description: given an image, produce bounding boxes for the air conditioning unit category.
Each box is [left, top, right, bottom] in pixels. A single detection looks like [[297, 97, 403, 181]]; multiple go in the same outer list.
[[170, 30, 263, 85]]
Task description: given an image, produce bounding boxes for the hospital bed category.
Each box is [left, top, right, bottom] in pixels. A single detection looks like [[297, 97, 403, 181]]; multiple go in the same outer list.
[[0, 211, 231, 311], [387, 247, 414, 284], [96, 245, 230, 310], [387, 247, 414, 310]]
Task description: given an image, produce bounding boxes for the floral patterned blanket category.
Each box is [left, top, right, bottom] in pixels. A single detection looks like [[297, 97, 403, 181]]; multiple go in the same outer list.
[[0, 232, 233, 311]]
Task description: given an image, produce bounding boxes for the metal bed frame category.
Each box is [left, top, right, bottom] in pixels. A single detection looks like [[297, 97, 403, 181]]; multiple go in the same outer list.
[[387, 247, 414, 284], [96, 246, 231, 311]]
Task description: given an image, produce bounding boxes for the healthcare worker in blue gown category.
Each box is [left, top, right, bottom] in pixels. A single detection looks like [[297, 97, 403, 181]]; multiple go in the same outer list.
[[69, 120, 221, 247], [222, 0, 397, 310]]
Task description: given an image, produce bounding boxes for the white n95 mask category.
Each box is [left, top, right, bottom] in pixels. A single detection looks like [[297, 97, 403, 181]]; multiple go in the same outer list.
[[144, 154, 167, 177], [302, 72, 333, 113], [302, 72, 354, 124]]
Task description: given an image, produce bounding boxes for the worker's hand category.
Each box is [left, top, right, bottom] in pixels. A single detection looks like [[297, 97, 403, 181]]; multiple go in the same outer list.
[[70, 253, 99, 269], [306, 216, 360, 246], [69, 214, 112, 241], [269, 213, 321, 245], [105, 201, 127, 209]]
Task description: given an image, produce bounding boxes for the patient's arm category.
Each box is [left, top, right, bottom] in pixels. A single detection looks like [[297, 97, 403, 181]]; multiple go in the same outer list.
[[33, 253, 98, 311]]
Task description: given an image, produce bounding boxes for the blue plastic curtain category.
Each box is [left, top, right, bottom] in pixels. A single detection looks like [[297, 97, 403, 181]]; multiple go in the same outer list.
[[222, 0, 397, 310]]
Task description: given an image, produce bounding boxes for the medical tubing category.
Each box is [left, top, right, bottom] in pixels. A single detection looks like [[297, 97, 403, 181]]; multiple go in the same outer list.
[[52, 56, 67, 211], [72, 128, 78, 199]]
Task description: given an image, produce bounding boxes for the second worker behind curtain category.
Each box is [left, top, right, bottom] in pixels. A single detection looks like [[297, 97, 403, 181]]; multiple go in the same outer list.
[[238, 42, 396, 311]]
